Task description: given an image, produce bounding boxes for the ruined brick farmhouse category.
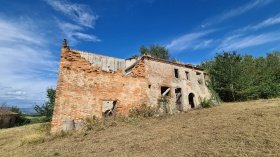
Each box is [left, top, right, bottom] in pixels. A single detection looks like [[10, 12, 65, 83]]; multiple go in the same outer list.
[[51, 40, 211, 133]]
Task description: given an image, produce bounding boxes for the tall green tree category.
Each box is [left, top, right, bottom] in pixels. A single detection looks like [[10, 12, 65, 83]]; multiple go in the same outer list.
[[202, 51, 280, 102], [235, 55, 257, 100], [140, 45, 170, 60], [256, 52, 280, 98], [34, 88, 56, 121], [205, 52, 242, 101]]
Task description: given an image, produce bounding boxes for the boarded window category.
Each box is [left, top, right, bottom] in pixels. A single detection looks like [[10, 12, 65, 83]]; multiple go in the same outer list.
[[102, 100, 116, 117], [161, 86, 170, 96], [174, 69, 179, 78], [175, 88, 183, 111]]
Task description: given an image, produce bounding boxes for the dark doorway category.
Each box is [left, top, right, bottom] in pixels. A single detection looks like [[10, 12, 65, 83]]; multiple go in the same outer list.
[[175, 88, 183, 111], [188, 93, 195, 108]]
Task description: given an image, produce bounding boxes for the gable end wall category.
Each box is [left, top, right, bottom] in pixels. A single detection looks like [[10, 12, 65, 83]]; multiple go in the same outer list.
[[51, 48, 148, 133]]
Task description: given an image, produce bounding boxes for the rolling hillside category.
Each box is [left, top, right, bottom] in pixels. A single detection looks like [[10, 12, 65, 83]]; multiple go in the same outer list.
[[1, 99, 280, 157]]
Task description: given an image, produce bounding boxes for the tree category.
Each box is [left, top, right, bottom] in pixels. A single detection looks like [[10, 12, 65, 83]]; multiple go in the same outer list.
[[205, 52, 242, 101], [11, 106, 23, 115], [11, 106, 31, 126], [201, 51, 280, 102], [140, 45, 170, 60], [34, 88, 56, 122], [130, 54, 139, 59], [255, 52, 280, 98]]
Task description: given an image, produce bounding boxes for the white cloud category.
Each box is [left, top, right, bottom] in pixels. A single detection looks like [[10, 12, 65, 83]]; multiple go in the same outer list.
[[253, 14, 280, 29], [0, 18, 58, 107], [216, 31, 280, 51], [166, 30, 215, 51], [166, 0, 275, 53], [45, 0, 101, 44], [235, 13, 280, 33], [73, 32, 101, 42], [193, 40, 214, 50], [57, 21, 101, 44], [45, 0, 98, 28], [7, 91, 26, 95], [0, 20, 44, 45], [57, 22, 83, 32], [204, 0, 273, 27], [213, 13, 280, 52]]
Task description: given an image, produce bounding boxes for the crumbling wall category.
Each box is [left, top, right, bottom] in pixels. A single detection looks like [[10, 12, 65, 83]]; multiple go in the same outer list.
[[77, 50, 126, 72], [51, 48, 148, 133], [144, 59, 211, 113]]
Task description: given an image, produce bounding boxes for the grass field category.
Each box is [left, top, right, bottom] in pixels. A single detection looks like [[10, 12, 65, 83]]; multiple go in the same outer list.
[[1, 99, 280, 157]]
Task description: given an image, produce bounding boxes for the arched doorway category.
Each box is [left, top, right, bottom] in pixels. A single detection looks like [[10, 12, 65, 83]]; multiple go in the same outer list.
[[188, 93, 195, 108]]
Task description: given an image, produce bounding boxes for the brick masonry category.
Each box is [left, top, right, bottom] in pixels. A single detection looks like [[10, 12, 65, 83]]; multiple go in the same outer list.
[[51, 40, 211, 133]]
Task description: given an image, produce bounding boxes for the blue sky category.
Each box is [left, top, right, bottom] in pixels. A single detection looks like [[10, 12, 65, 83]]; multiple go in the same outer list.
[[1, 0, 280, 108]]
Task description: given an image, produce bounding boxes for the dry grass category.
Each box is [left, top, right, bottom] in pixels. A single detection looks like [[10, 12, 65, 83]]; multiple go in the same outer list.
[[1, 98, 280, 157]]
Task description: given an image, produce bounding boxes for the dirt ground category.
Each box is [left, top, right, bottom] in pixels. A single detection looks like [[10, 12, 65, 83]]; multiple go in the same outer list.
[[1, 98, 280, 157]]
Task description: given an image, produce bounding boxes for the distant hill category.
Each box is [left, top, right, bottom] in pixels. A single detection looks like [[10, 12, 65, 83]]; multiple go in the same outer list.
[[20, 108, 38, 115]]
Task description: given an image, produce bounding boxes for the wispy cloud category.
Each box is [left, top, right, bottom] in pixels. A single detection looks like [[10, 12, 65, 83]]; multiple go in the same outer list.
[[0, 20, 44, 45], [166, 30, 215, 51], [0, 18, 58, 107], [214, 13, 280, 52], [45, 0, 98, 28], [167, 0, 274, 53], [253, 13, 280, 29], [45, 0, 100, 43], [72, 32, 100, 42], [216, 31, 280, 51], [57, 22, 83, 32], [57, 21, 101, 44], [203, 0, 273, 27], [193, 40, 214, 50], [235, 13, 280, 33]]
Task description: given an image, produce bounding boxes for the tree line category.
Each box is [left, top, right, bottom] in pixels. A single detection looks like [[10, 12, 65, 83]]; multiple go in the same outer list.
[[200, 51, 280, 102]]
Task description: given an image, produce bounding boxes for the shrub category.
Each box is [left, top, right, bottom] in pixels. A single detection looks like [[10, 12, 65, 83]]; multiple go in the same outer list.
[[9, 106, 31, 126], [10, 106, 22, 115], [129, 104, 156, 118], [36, 123, 51, 134], [34, 88, 56, 122], [84, 116, 105, 131], [158, 96, 170, 114], [200, 98, 214, 108], [84, 105, 157, 132], [27, 116, 48, 124], [15, 116, 31, 126]]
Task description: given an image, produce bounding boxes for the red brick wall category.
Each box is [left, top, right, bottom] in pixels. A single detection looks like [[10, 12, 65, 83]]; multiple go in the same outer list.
[[51, 48, 148, 132]]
